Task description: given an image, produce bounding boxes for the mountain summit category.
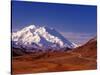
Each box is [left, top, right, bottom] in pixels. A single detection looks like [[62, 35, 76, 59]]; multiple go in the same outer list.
[[12, 25, 77, 51]]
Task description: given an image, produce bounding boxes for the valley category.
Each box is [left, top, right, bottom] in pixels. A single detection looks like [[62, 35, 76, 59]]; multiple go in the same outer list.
[[12, 38, 97, 74]]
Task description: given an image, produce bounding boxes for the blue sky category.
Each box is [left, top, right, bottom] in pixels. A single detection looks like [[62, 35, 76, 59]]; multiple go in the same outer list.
[[12, 1, 97, 45]]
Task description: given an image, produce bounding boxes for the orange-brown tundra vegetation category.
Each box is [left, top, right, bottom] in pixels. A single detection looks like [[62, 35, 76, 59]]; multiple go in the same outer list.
[[12, 38, 97, 74]]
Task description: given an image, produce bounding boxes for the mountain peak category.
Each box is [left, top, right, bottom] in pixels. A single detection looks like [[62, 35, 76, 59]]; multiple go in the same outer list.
[[12, 24, 77, 52], [22, 25, 36, 30]]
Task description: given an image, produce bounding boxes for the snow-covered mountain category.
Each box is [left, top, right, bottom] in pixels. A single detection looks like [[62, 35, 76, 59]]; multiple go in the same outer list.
[[12, 25, 77, 52]]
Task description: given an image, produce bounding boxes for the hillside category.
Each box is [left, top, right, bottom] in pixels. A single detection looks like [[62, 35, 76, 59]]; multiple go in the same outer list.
[[72, 37, 97, 59], [12, 37, 97, 74]]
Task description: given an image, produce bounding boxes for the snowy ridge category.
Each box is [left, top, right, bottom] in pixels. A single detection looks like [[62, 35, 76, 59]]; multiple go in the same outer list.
[[12, 25, 77, 51]]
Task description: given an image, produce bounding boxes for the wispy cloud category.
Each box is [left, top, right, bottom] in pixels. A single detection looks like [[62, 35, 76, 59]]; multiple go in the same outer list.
[[60, 32, 96, 45]]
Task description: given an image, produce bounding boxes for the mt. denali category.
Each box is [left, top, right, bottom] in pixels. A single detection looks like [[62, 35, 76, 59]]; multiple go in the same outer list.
[[12, 25, 77, 51]]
